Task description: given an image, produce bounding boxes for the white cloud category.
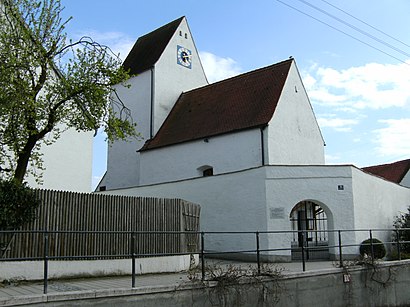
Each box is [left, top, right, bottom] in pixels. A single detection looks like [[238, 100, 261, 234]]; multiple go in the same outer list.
[[74, 30, 135, 60], [317, 115, 359, 132], [373, 119, 410, 157], [304, 61, 410, 110], [325, 154, 342, 164], [199, 51, 242, 83]]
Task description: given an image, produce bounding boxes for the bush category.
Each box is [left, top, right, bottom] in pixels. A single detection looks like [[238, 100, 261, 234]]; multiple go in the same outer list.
[[0, 180, 41, 230], [359, 238, 386, 259], [393, 207, 410, 253]]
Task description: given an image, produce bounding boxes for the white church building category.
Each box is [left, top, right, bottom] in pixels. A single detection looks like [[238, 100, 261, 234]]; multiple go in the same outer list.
[[98, 17, 410, 261]]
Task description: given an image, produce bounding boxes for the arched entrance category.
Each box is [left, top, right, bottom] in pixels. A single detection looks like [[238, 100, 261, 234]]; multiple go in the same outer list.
[[290, 200, 329, 260]]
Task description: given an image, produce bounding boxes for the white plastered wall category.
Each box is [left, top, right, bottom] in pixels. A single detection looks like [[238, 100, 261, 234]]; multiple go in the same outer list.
[[25, 128, 93, 192], [263, 165, 355, 257], [351, 167, 410, 246], [266, 61, 325, 165], [102, 167, 268, 256], [139, 129, 262, 185], [102, 164, 410, 260], [100, 165, 358, 259], [103, 71, 152, 190], [401, 170, 410, 188]]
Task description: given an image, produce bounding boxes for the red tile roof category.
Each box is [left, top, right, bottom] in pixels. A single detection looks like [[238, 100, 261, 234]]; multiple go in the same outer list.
[[362, 159, 410, 184], [141, 59, 293, 151], [123, 17, 184, 75]]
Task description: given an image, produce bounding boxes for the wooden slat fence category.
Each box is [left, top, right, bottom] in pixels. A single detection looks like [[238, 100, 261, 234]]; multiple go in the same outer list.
[[1, 189, 200, 259]]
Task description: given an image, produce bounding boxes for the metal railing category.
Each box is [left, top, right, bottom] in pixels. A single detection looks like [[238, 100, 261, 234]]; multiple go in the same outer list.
[[1, 228, 409, 294]]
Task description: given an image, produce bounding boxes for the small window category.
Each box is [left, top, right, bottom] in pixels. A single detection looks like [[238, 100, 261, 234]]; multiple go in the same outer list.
[[99, 186, 107, 191], [203, 168, 213, 177], [179, 30, 182, 36], [185, 33, 188, 39], [197, 165, 214, 177]]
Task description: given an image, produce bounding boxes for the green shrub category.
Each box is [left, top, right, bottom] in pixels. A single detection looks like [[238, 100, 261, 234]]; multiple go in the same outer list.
[[359, 238, 386, 259], [389, 250, 410, 260], [393, 207, 410, 253], [0, 180, 40, 230]]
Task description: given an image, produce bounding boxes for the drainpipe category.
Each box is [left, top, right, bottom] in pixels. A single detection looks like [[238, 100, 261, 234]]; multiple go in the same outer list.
[[150, 67, 155, 138], [260, 126, 266, 166]]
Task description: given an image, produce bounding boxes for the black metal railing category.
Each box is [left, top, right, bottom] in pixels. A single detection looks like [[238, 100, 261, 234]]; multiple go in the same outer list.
[[1, 228, 410, 294]]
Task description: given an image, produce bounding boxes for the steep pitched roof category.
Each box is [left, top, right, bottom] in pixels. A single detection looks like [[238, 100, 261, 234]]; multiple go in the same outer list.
[[141, 59, 293, 151], [122, 17, 184, 75], [362, 159, 410, 184]]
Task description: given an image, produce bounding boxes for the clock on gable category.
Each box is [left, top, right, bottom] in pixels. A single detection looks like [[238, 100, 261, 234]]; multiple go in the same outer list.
[[177, 45, 192, 69]]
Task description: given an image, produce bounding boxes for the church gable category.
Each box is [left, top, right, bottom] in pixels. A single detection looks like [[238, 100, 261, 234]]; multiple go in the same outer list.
[[264, 61, 325, 165], [122, 17, 184, 75], [141, 59, 293, 151]]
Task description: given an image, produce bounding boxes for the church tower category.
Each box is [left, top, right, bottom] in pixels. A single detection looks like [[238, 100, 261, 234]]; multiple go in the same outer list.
[[99, 17, 208, 190]]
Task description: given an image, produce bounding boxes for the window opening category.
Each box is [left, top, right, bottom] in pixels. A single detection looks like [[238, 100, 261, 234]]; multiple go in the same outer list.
[[203, 167, 213, 177]]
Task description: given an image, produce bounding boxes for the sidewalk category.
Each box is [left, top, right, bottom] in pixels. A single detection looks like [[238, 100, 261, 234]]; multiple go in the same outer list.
[[0, 260, 337, 306]]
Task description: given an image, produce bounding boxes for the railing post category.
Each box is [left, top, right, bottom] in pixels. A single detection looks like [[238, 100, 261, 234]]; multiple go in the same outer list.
[[369, 230, 374, 263], [338, 230, 343, 267], [201, 232, 205, 281], [396, 229, 401, 261], [256, 231, 260, 275], [301, 231, 306, 272], [131, 233, 136, 288], [43, 231, 49, 295]]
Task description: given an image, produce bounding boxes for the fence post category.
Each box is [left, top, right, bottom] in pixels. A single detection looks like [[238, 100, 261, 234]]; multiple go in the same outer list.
[[396, 229, 401, 261], [131, 233, 136, 288], [369, 230, 374, 263], [201, 232, 205, 281], [43, 231, 49, 295], [301, 231, 306, 272], [256, 232, 260, 275], [338, 230, 343, 267]]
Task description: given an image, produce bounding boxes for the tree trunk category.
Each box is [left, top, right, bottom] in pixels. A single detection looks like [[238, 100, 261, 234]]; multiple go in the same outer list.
[[13, 136, 38, 184]]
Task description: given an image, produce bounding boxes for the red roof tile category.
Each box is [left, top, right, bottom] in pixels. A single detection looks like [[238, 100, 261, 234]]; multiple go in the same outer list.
[[123, 17, 184, 75], [141, 59, 293, 151], [362, 159, 410, 184]]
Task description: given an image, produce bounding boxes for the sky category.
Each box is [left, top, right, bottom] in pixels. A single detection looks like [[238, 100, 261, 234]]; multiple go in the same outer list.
[[60, 0, 410, 189]]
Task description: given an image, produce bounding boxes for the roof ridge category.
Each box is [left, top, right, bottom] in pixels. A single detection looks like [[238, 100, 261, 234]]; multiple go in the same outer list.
[[182, 58, 294, 95], [362, 158, 410, 184], [363, 158, 410, 169], [138, 16, 185, 40]]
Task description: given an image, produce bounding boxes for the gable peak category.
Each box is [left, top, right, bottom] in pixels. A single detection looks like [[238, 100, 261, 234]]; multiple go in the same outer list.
[[122, 16, 187, 75]]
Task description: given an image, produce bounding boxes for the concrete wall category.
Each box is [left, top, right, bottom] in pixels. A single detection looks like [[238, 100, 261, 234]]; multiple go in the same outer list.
[[103, 71, 152, 190], [9, 260, 410, 307], [139, 129, 262, 185], [266, 62, 325, 165], [0, 255, 195, 281], [103, 165, 410, 261], [351, 167, 410, 245], [104, 167, 268, 255], [263, 165, 356, 258], [25, 128, 93, 192]]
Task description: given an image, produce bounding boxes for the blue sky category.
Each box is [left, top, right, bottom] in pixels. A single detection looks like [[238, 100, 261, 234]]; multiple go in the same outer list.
[[61, 0, 410, 189]]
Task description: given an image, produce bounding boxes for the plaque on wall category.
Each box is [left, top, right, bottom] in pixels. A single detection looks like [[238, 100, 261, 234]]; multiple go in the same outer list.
[[270, 207, 285, 219]]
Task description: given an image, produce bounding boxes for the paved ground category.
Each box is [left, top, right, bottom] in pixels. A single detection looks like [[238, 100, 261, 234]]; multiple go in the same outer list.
[[0, 260, 338, 306]]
